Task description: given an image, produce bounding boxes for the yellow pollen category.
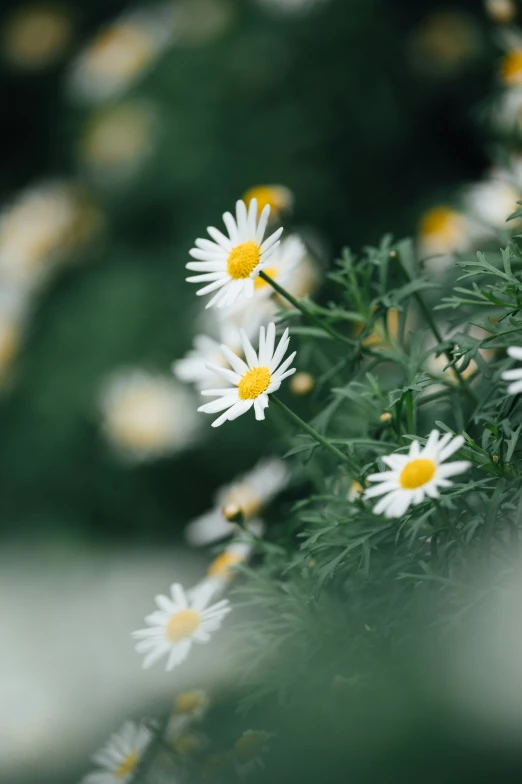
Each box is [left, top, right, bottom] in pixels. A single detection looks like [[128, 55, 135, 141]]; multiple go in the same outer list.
[[227, 241, 260, 280], [165, 609, 200, 643], [115, 750, 139, 779], [254, 265, 276, 290], [235, 731, 268, 764], [175, 692, 204, 715], [238, 366, 271, 400], [208, 551, 244, 578], [420, 206, 458, 239], [501, 50, 522, 86], [399, 458, 436, 490]]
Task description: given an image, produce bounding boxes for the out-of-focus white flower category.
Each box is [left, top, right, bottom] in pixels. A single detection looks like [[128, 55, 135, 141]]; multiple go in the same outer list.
[[186, 458, 287, 546], [242, 185, 293, 222], [173, 690, 210, 722], [0, 288, 28, 380], [464, 174, 521, 232], [191, 541, 254, 601], [279, 249, 321, 301], [491, 87, 522, 134], [485, 0, 517, 24], [409, 11, 482, 77], [502, 346, 522, 394], [234, 730, 271, 774], [132, 582, 231, 671], [1, 3, 73, 70], [198, 322, 296, 427], [79, 102, 157, 183], [173, 327, 243, 392], [348, 481, 364, 502], [68, 5, 176, 104], [423, 324, 494, 389], [186, 199, 283, 309], [417, 206, 471, 259], [364, 430, 470, 519], [100, 370, 200, 461], [217, 297, 280, 347], [500, 47, 522, 87], [252, 234, 306, 300], [82, 721, 151, 784], [0, 182, 99, 289]]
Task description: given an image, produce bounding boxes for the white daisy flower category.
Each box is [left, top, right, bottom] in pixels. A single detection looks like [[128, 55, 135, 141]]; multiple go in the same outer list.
[[173, 690, 210, 722], [186, 199, 283, 309], [464, 174, 521, 231], [198, 322, 296, 426], [250, 234, 306, 299], [82, 721, 151, 784], [173, 328, 242, 391], [364, 430, 470, 519], [132, 582, 231, 671], [186, 457, 287, 546], [502, 346, 522, 394]]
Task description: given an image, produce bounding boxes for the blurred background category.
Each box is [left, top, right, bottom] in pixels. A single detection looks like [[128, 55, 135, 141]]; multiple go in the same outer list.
[[0, 0, 506, 781]]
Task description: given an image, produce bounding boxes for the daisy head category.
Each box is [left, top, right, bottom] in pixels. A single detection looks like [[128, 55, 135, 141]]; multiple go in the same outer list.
[[364, 430, 470, 519], [242, 184, 293, 222], [502, 346, 522, 395], [83, 721, 151, 784], [173, 689, 210, 721], [186, 199, 283, 309], [132, 582, 231, 671], [418, 205, 470, 257], [197, 322, 296, 427]]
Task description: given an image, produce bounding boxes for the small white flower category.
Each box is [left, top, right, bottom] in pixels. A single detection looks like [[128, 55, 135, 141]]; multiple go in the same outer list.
[[186, 199, 283, 309], [165, 689, 211, 736], [250, 234, 306, 299], [364, 430, 470, 519], [132, 582, 231, 671], [82, 721, 151, 784], [101, 369, 200, 461], [198, 322, 296, 426], [186, 458, 287, 546], [502, 346, 522, 394], [173, 330, 242, 391]]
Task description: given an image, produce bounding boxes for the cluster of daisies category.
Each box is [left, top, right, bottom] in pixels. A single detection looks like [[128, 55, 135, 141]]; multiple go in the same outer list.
[[83, 689, 270, 783]]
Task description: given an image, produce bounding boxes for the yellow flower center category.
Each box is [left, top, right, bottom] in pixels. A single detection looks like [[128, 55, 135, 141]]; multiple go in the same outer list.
[[224, 483, 261, 518], [175, 692, 204, 715], [238, 366, 271, 400], [399, 458, 436, 490], [165, 609, 200, 643], [115, 750, 139, 779], [208, 551, 245, 578], [235, 731, 268, 764], [420, 206, 459, 241], [243, 185, 290, 215], [227, 241, 261, 280], [501, 49, 522, 85], [254, 265, 276, 290]]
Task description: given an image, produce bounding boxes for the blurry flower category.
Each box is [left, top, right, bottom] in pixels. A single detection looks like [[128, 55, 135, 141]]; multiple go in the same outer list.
[[425, 351, 477, 385], [348, 480, 364, 502], [357, 307, 400, 349], [80, 102, 157, 183], [0, 181, 99, 288], [485, 0, 517, 23], [185, 457, 287, 546], [1, 3, 73, 70], [83, 721, 151, 784], [253, 234, 306, 298], [168, 730, 208, 756], [173, 330, 243, 392], [410, 11, 482, 77], [192, 541, 253, 600], [68, 5, 176, 104], [502, 346, 522, 394], [234, 730, 271, 774], [491, 87, 522, 133], [186, 199, 283, 309], [501, 48, 522, 86], [254, 0, 328, 15], [0, 288, 28, 380], [132, 582, 231, 671], [242, 185, 293, 222], [276, 247, 321, 301], [218, 297, 279, 347], [176, 0, 235, 46], [290, 371, 315, 396], [198, 322, 296, 426], [418, 206, 470, 259], [173, 690, 210, 722], [100, 370, 200, 461], [364, 430, 470, 519], [464, 175, 521, 231]]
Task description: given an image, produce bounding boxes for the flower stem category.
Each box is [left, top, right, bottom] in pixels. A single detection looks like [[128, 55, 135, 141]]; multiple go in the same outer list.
[[259, 271, 353, 347], [271, 395, 358, 474]]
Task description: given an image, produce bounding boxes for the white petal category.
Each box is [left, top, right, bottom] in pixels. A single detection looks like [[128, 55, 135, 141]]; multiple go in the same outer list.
[[260, 226, 283, 253], [143, 643, 169, 669], [269, 329, 290, 371], [508, 346, 522, 360], [255, 204, 270, 243], [223, 212, 239, 245], [196, 278, 229, 296], [247, 197, 258, 236], [226, 399, 254, 421], [438, 435, 464, 462], [166, 639, 192, 671], [220, 345, 248, 375], [508, 379, 522, 395], [240, 329, 259, 368], [207, 225, 232, 251], [236, 200, 248, 240], [198, 396, 236, 414], [437, 460, 470, 477], [502, 368, 522, 380]]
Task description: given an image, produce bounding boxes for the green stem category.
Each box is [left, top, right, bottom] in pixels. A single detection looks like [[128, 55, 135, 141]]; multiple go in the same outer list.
[[271, 395, 358, 474], [259, 271, 353, 347]]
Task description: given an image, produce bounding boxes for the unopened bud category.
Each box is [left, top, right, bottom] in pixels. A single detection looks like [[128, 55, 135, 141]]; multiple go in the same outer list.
[[492, 454, 499, 464], [290, 371, 315, 396], [222, 504, 244, 524], [389, 250, 397, 259], [380, 412, 392, 423]]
